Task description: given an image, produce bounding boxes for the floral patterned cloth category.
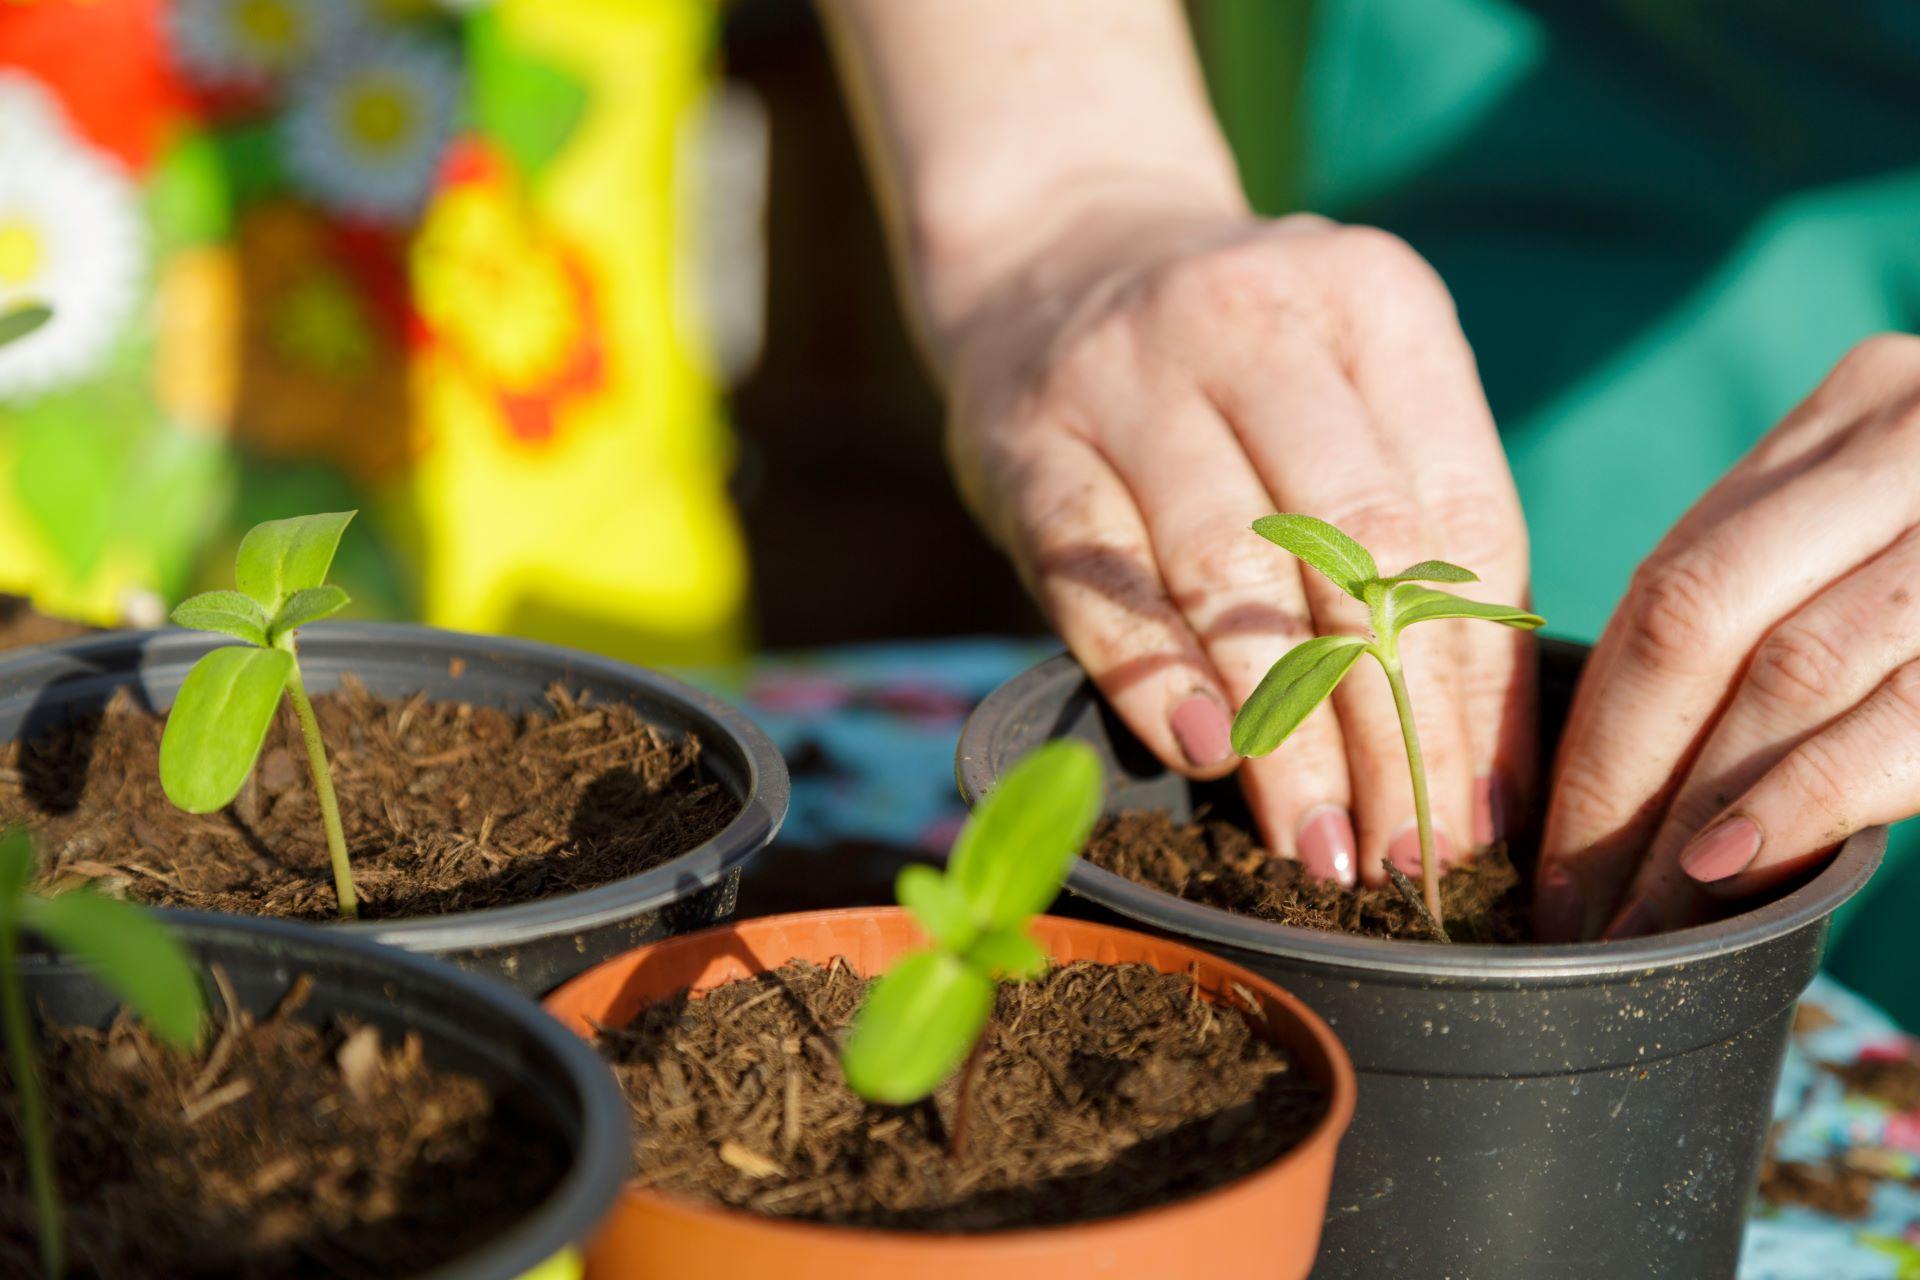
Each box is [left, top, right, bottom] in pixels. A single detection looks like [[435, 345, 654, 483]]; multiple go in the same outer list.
[[0, 0, 745, 663], [693, 638, 1920, 1278]]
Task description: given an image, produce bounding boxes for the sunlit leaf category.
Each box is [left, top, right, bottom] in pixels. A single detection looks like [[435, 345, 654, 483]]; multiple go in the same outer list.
[[1231, 634, 1367, 757], [234, 511, 355, 614], [840, 950, 994, 1104], [948, 740, 1102, 930], [895, 865, 975, 951], [1377, 559, 1478, 587], [22, 892, 204, 1050], [1251, 514, 1378, 599], [269, 585, 349, 641], [1389, 583, 1544, 632], [0, 828, 34, 903], [171, 590, 268, 647], [159, 647, 293, 813], [965, 927, 1048, 980], [0, 302, 51, 349]]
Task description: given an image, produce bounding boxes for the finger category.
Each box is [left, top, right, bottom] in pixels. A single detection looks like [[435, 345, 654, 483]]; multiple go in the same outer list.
[[1204, 340, 1476, 884], [1539, 379, 1920, 939], [1000, 434, 1241, 781], [1339, 235, 1536, 846], [1098, 392, 1358, 884], [1603, 528, 1920, 934], [1608, 657, 1920, 936]]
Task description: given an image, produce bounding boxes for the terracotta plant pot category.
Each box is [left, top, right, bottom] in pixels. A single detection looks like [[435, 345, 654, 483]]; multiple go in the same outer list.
[[543, 907, 1357, 1280]]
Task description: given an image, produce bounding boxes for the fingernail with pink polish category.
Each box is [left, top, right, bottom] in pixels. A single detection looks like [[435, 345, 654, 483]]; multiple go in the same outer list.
[[1170, 693, 1234, 769], [1534, 862, 1585, 942], [1603, 896, 1662, 942], [1388, 823, 1455, 876], [1680, 816, 1761, 884], [1473, 774, 1505, 847], [1298, 805, 1357, 888]]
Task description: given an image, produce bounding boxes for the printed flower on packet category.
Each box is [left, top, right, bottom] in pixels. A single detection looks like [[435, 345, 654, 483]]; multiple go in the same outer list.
[[0, 91, 146, 403], [283, 33, 461, 226]]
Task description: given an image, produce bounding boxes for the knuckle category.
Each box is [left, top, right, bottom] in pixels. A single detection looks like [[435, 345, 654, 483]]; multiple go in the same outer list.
[[1621, 556, 1730, 674], [1332, 226, 1449, 301], [1152, 247, 1307, 338], [1746, 619, 1854, 709], [1883, 662, 1920, 731], [1172, 516, 1298, 598], [1780, 736, 1854, 827], [1425, 483, 1526, 577], [1835, 332, 1920, 383], [1316, 487, 1429, 563]]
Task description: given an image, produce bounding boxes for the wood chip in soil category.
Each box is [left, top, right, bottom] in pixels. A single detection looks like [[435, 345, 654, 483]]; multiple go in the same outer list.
[[1085, 809, 1527, 943], [597, 958, 1327, 1232], [0, 677, 738, 921], [0, 991, 568, 1278]]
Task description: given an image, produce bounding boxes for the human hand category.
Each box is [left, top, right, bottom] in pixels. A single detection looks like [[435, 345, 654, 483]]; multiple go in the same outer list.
[[1537, 335, 1920, 940], [941, 205, 1533, 887]]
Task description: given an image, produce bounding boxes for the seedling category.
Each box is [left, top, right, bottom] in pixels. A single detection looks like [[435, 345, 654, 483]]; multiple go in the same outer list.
[[161, 512, 359, 916], [1231, 515, 1544, 938], [0, 828, 205, 1279], [840, 739, 1101, 1152]]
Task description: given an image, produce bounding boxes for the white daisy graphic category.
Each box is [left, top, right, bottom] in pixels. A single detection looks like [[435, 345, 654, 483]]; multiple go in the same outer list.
[[0, 72, 77, 161], [0, 133, 147, 402], [283, 35, 461, 225], [169, 0, 354, 87]]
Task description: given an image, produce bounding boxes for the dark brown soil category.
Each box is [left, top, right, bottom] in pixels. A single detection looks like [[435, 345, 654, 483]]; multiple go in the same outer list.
[[1756, 1157, 1879, 1219], [1085, 810, 1526, 943], [597, 958, 1326, 1232], [0, 975, 567, 1278], [1831, 1054, 1920, 1111], [0, 597, 90, 654], [1, 677, 738, 921]]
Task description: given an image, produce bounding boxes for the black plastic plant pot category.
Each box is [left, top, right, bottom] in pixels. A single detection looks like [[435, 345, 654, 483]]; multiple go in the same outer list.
[[18, 909, 629, 1280], [0, 624, 789, 995], [956, 639, 1885, 1280]]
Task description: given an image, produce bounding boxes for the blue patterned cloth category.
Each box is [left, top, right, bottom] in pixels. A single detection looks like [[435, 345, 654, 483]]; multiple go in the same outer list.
[[686, 639, 1920, 1276]]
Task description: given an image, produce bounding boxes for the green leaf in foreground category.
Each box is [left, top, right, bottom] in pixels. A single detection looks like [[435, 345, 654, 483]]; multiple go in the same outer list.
[[21, 892, 204, 1050], [269, 584, 350, 640], [1389, 583, 1545, 631], [1377, 559, 1479, 587], [947, 739, 1102, 930], [1251, 514, 1378, 599], [0, 302, 52, 349], [895, 864, 976, 951], [840, 951, 995, 1105], [159, 646, 293, 812], [171, 590, 269, 646], [234, 511, 355, 614], [1230, 633, 1367, 757]]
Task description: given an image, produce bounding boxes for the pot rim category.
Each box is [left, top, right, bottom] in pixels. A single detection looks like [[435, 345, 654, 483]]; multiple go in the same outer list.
[[543, 905, 1358, 1255], [0, 623, 791, 952], [21, 908, 631, 1280], [955, 649, 1886, 983]]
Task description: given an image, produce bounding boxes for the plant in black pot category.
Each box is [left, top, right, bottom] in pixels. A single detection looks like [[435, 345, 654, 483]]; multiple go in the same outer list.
[[0, 511, 789, 994], [955, 514, 1884, 1280], [0, 828, 628, 1280]]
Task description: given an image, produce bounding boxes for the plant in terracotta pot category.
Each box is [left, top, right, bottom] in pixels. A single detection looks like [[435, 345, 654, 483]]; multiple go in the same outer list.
[[955, 516, 1885, 1279], [0, 829, 629, 1280], [0, 511, 789, 993], [543, 742, 1357, 1280]]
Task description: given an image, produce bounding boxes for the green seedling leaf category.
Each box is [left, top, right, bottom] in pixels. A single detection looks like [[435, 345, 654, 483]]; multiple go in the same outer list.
[[171, 590, 268, 647], [840, 950, 995, 1104], [270, 584, 350, 640], [1231, 634, 1367, 757], [1251, 514, 1378, 599], [160, 647, 294, 812], [0, 302, 52, 349], [948, 739, 1102, 931], [0, 828, 33, 903], [964, 927, 1048, 980], [1377, 559, 1478, 587], [234, 511, 355, 614], [896, 864, 976, 951], [21, 892, 204, 1050], [1389, 583, 1545, 632]]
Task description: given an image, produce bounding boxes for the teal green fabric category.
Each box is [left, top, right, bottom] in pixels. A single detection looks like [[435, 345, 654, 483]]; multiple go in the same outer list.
[[1203, 0, 1920, 1025]]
